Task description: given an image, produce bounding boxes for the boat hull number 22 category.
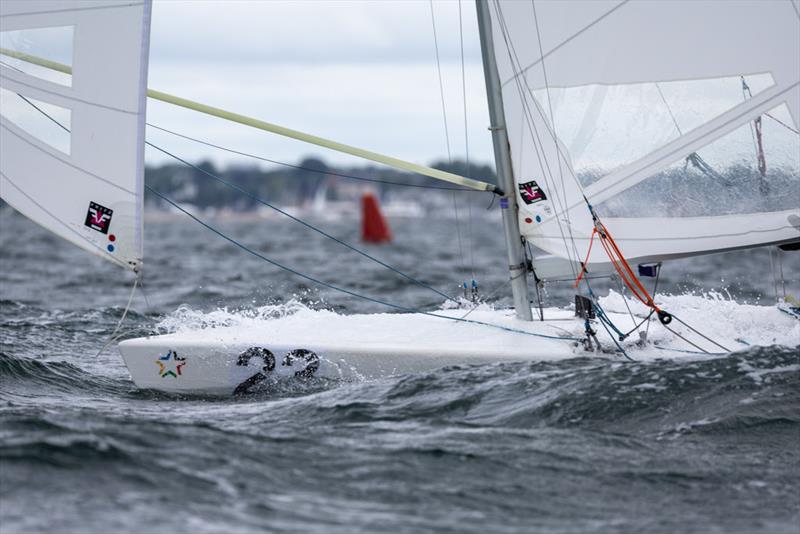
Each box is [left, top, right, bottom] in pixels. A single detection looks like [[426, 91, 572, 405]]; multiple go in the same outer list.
[[234, 347, 320, 394]]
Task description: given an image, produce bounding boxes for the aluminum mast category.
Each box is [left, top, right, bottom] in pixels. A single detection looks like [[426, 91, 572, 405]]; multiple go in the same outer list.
[[475, 0, 533, 321]]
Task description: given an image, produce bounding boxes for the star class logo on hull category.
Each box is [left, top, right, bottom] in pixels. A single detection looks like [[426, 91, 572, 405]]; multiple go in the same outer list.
[[155, 350, 186, 378]]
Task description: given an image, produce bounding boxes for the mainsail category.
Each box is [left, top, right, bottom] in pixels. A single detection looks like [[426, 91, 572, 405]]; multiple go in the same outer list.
[[489, 0, 800, 279], [0, 0, 152, 271]]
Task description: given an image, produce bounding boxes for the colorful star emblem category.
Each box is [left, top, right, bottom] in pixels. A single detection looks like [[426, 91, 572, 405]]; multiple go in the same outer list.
[[155, 350, 186, 378]]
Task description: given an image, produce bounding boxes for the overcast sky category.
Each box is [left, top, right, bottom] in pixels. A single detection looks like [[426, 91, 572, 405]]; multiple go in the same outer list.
[[145, 0, 495, 170]]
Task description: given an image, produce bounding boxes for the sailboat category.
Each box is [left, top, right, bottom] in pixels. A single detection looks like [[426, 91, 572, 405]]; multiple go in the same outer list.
[[1, 0, 798, 396]]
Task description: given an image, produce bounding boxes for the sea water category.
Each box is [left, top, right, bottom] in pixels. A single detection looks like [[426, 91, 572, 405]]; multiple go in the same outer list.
[[1, 208, 798, 533]]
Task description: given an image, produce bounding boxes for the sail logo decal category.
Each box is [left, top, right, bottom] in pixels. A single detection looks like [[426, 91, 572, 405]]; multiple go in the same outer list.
[[155, 350, 186, 378], [84, 202, 113, 234], [518, 181, 547, 205]]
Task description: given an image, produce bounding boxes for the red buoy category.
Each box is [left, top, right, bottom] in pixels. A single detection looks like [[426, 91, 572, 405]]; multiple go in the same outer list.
[[361, 192, 392, 243]]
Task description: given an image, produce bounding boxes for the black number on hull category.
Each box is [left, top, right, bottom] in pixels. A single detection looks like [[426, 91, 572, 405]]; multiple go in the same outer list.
[[233, 347, 320, 395], [283, 349, 320, 378], [233, 347, 275, 395]]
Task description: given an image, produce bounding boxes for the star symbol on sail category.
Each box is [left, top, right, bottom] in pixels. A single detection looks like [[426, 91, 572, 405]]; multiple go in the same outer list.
[[155, 350, 186, 378]]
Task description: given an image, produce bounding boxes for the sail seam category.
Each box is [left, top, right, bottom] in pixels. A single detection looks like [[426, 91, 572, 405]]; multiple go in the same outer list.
[[0, 170, 130, 269], [500, 0, 630, 88], [0, 2, 144, 19], [581, 81, 800, 209], [0, 121, 137, 195], [492, 0, 583, 276], [534, 222, 798, 241], [0, 71, 137, 115]]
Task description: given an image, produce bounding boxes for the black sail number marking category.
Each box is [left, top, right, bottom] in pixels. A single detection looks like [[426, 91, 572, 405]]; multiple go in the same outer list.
[[233, 347, 275, 395]]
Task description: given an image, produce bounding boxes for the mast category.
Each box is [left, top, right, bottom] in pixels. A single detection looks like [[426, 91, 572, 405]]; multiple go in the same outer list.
[[475, 0, 533, 321]]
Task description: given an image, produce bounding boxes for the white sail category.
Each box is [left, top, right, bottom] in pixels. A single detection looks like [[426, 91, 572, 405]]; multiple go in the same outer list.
[[489, 0, 800, 277], [0, 0, 152, 271]]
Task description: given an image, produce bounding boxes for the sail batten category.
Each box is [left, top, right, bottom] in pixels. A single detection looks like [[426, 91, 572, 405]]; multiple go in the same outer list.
[[489, 0, 800, 268]]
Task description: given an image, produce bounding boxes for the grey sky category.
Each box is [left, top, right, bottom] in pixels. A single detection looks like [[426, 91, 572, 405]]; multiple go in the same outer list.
[[145, 0, 495, 169]]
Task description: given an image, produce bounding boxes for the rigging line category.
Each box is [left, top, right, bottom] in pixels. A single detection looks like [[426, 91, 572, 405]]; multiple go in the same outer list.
[[662, 323, 711, 354], [582, 280, 633, 359], [494, 0, 587, 259], [768, 247, 780, 302], [575, 81, 800, 212], [145, 185, 583, 343], [146, 142, 458, 303], [11, 87, 454, 303], [669, 314, 730, 352], [777, 248, 787, 299], [428, 0, 453, 164], [653, 345, 726, 356], [613, 274, 639, 330], [458, 0, 476, 280], [492, 1, 582, 278], [503, 0, 631, 88], [0, 122, 136, 195], [492, 4, 566, 228], [526, 241, 545, 320], [622, 309, 655, 339], [0, 171, 130, 270], [740, 76, 762, 172], [428, 0, 467, 277], [94, 276, 139, 357], [0, 71, 135, 115], [457, 277, 509, 320], [644, 263, 661, 339], [654, 82, 683, 136], [531, 0, 579, 263], [146, 123, 475, 192], [457, 265, 528, 321], [0, 1, 142, 18], [764, 112, 800, 135], [497, 2, 590, 207]]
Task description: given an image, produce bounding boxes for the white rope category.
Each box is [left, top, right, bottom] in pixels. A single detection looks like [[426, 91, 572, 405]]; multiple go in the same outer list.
[[94, 276, 139, 357], [429, 0, 467, 278], [458, 0, 477, 281]]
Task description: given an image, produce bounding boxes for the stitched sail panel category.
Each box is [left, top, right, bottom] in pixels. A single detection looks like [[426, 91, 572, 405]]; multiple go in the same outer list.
[[0, 0, 152, 271], [489, 0, 800, 270]]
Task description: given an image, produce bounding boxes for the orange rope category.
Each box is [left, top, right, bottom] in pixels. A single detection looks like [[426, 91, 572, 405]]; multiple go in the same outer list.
[[573, 228, 597, 288], [574, 220, 661, 313]]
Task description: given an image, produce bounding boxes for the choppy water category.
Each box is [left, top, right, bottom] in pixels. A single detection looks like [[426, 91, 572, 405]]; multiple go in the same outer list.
[[1, 207, 798, 533]]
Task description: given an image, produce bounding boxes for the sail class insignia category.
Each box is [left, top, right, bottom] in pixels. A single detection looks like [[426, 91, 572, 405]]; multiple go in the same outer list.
[[518, 180, 547, 205], [84, 201, 113, 234]]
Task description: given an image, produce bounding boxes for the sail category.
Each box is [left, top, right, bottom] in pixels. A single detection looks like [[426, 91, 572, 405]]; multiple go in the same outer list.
[[488, 0, 800, 277], [0, 0, 152, 271]]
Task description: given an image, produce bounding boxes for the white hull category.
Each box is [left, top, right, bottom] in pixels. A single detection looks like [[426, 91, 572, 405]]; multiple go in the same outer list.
[[117, 297, 800, 396], [119, 308, 592, 396]]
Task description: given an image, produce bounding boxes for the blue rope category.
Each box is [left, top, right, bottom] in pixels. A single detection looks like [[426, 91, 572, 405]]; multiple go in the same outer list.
[[580, 278, 633, 360], [147, 185, 582, 343], [146, 142, 457, 303], [592, 303, 633, 361]]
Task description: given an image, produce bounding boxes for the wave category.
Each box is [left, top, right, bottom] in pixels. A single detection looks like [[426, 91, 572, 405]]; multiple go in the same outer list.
[[207, 345, 798, 442], [0, 352, 130, 397]]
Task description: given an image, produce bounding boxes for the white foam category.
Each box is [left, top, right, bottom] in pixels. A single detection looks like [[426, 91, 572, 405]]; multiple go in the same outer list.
[[153, 291, 799, 361]]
